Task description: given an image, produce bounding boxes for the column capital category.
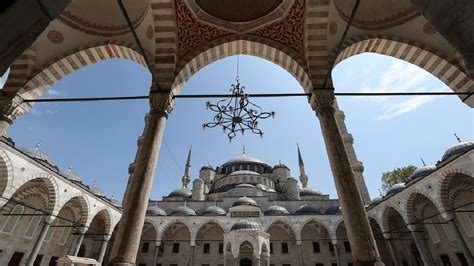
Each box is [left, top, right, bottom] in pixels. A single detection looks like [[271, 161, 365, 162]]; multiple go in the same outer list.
[[43, 215, 55, 225], [76, 226, 87, 234], [407, 224, 418, 232], [0, 94, 31, 124], [149, 92, 175, 115], [309, 89, 336, 114], [382, 233, 391, 240], [103, 235, 111, 242]]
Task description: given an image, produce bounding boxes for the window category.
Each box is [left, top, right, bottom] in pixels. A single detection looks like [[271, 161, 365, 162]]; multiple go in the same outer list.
[[24, 211, 42, 238], [313, 242, 320, 253], [348, 263, 354, 266], [49, 256, 58, 266], [316, 264, 324, 266], [439, 254, 452, 266], [44, 220, 57, 242], [202, 264, 210, 266], [329, 244, 334, 252], [331, 264, 337, 266], [270, 242, 273, 254], [158, 245, 164, 257], [203, 243, 210, 254], [456, 253, 468, 266], [138, 264, 146, 266], [343, 241, 351, 253], [157, 264, 162, 266], [8, 252, 25, 265], [281, 242, 289, 254], [170, 264, 178, 266], [218, 243, 223, 254], [172, 243, 180, 253], [142, 242, 149, 253], [283, 264, 291, 266], [34, 254, 44, 266], [58, 222, 71, 245], [2, 205, 24, 234]]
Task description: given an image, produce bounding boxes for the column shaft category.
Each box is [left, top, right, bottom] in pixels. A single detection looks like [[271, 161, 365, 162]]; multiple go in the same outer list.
[[410, 230, 433, 266], [311, 91, 381, 264], [70, 232, 85, 256], [447, 219, 473, 265], [190, 245, 195, 266], [26, 219, 51, 266], [297, 244, 304, 266], [385, 239, 399, 266], [109, 93, 173, 265], [333, 244, 341, 266], [98, 239, 110, 263]]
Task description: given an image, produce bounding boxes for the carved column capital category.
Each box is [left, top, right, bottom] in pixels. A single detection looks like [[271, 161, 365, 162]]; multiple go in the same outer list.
[[149, 92, 175, 116], [0, 95, 31, 123], [309, 89, 336, 115]]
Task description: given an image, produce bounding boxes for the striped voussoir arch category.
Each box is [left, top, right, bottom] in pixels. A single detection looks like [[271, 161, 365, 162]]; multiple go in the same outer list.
[[172, 38, 312, 94], [17, 42, 149, 100], [2, 46, 37, 93], [334, 36, 474, 105], [304, 0, 332, 89], [57, 193, 90, 225], [152, 0, 178, 91], [88, 207, 112, 234], [438, 168, 473, 212], [0, 149, 13, 198]]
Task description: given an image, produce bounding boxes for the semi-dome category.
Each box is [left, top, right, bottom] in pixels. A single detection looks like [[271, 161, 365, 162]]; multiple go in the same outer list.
[[409, 164, 437, 180], [325, 205, 341, 215], [232, 196, 259, 207], [19, 147, 54, 165], [61, 167, 84, 183], [295, 204, 322, 215], [236, 183, 255, 188], [299, 187, 323, 197], [170, 205, 196, 216], [225, 154, 264, 164], [442, 140, 474, 161], [229, 170, 260, 176], [386, 183, 406, 196], [168, 188, 192, 198], [90, 182, 106, 197], [231, 219, 261, 231], [370, 196, 383, 205], [264, 205, 290, 216], [200, 163, 214, 171], [202, 205, 226, 216], [146, 206, 166, 216]]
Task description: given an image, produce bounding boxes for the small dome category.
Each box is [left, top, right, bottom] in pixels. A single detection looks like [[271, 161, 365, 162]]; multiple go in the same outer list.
[[90, 183, 106, 197], [225, 154, 264, 164], [264, 205, 290, 216], [295, 204, 321, 215], [325, 205, 341, 215], [168, 188, 192, 198], [255, 184, 277, 193], [146, 206, 166, 216], [231, 219, 261, 231], [273, 163, 289, 170], [386, 183, 406, 196], [229, 170, 260, 176], [170, 205, 196, 216], [442, 140, 474, 161], [202, 205, 226, 216], [200, 163, 214, 171], [236, 183, 255, 188], [300, 187, 323, 197], [370, 196, 383, 205], [19, 147, 54, 165], [61, 168, 84, 184], [409, 164, 437, 180], [110, 196, 122, 208], [232, 196, 259, 207]]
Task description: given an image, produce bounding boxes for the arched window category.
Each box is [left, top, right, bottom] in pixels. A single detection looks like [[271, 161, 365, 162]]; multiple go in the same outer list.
[[44, 219, 58, 242], [24, 211, 42, 238], [58, 221, 71, 245], [1, 205, 24, 234]]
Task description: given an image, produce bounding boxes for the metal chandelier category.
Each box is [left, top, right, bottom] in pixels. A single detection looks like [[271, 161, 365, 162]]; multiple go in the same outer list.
[[203, 56, 275, 141]]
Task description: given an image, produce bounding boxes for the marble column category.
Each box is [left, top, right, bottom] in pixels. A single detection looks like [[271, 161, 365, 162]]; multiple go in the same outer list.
[[310, 90, 382, 265], [0, 95, 30, 136], [70, 226, 86, 256], [190, 245, 195, 266], [445, 215, 473, 265], [109, 92, 174, 265], [383, 234, 399, 266], [333, 243, 341, 266], [98, 236, 111, 263], [297, 242, 304, 266], [26, 215, 54, 266], [152, 241, 161, 266], [408, 225, 433, 266]]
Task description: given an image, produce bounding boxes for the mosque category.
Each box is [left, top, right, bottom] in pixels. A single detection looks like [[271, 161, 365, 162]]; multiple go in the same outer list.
[[0, 133, 472, 265]]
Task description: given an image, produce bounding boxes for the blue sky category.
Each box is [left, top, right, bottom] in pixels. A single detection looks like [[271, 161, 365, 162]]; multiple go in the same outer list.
[[1, 53, 472, 201]]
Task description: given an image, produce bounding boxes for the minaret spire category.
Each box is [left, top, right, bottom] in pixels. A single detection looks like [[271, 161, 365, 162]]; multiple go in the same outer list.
[[243, 145, 246, 155], [297, 143, 308, 188], [182, 146, 192, 189]]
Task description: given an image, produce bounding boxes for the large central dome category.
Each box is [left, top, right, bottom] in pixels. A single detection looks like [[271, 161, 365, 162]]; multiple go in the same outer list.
[[225, 154, 264, 164]]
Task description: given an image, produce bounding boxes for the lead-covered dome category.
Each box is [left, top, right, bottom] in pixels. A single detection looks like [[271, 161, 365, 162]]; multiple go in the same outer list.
[[295, 204, 322, 215], [146, 206, 166, 216], [168, 188, 192, 198], [386, 183, 406, 196], [232, 196, 259, 207], [170, 205, 196, 216], [300, 187, 323, 197], [90, 182, 106, 197], [442, 140, 474, 161], [369, 196, 383, 206], [61, 167, 84, 184], [202, 205, 226, 216], [264, 205, 289, 216], [325, 205, 341, 215], [409, 164, 437, 180], [229, 170, 260, 176], [231, 219, 261, 231], [19, 147, 54, 165], [225, 154, 264, 164], [200, 163, 214, 171]]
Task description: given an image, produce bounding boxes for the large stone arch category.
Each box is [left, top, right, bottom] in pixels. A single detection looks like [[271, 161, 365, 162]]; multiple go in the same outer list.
[[381, 205, 408, 234], [55, 194, 89, 226], [158, 219, 192, 243], [405, 190, 446, 224], [0, 149, 13, 200], [5, 42, 149, 101], [195, 218, 227, 233], [299, 217, 332, 242], [334, 35, 474, 107], [438, 167, 473, 215], [263, 218, 297, 238], [172, 37, 312, 95], [87, 207, 112, 236]]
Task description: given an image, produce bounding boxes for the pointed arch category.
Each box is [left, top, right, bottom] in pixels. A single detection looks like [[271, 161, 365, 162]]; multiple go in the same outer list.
[[0, 149, 14, 200]]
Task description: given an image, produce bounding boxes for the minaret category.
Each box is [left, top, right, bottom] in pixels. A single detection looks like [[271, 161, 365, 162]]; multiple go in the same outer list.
[[182, 146, 191, 189], [297, 143, 308, 188]]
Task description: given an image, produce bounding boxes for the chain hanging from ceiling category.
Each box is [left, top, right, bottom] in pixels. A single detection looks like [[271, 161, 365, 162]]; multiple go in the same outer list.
[[202, 56, 275, 142]]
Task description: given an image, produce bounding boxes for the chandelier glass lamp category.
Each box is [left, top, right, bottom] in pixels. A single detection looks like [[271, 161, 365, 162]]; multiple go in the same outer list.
[[203, 78, 275, 142]]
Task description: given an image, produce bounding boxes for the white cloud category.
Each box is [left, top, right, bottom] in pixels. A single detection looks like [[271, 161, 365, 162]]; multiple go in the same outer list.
[[376, 95, 438, 120], [46, 89, 61, 96]]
